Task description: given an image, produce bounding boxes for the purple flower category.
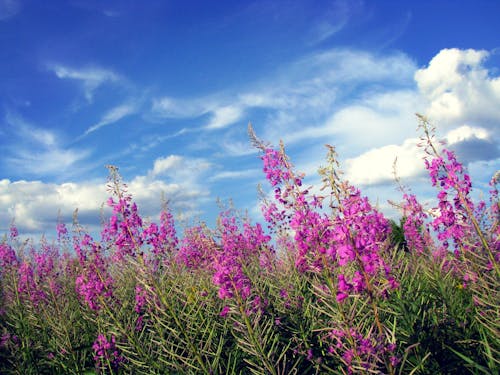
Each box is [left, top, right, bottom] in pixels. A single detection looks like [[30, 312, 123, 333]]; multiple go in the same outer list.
[[0, 243, 18, 271], [177, 225, 217, 270], [92, 334, 124, 371], [74, 235, 114, 311], [219, 305, 230, 317], [102, 194, 144, 262], [261, 148, 292, 187], [9, 224, 18, 239]]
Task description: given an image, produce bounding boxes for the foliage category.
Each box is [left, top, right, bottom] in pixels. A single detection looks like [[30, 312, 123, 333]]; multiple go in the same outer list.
[[0, 116, 498, 374]]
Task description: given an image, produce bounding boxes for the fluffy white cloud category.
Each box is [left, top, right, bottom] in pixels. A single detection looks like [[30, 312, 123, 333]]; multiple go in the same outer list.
[[415, 48, 500, 129], [151, 155, 184, 176], [446, 125, 491, 145], [342, 123, 497, 188], [0, 179, 106, 232], [272, 89, 421, 153], [344, 138, 425, 186], [0, 154, 213, 234]]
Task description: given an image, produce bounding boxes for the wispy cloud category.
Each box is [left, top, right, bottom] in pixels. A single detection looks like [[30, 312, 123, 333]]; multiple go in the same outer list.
[[82, 102, 137, 136], [48, 64, 120, 102], [307, 0, 352, 45], [3, 113, 90, 177], [151, 97, 212, 118], [209, 169, 260, 182], [152, 96, 246, 130]]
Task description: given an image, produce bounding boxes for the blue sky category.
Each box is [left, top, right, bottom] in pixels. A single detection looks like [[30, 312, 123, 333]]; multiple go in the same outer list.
[[1, 0, 499, 237]]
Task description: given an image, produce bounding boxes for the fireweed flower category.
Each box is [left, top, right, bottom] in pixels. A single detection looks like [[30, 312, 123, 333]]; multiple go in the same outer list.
[[176, 225, 218, 270], [0, 243, 19, 306], [134, 284, 151, 331], [17, 261, 45, 305], [330, 186, 394, 296], [259, 145, 334, 273], [327, 327, 397, 374], [212, 212, 271, 305], [262, 148, 292, 187], [291, 208, 335, 273], [9, 224, 18, 240], [102, 195, 144, 262], [13, 242, 60, 307], [259, 144, 395, 298], [142, 207, 178, 269], [56, 222, 69, 243], [425, 149, 477, 255], [401, 193, 434, 255], [75, 235, 114, 311], [92, 333, 124, 372], [0, 243, 18, 272], [33, 242, 62, 298]]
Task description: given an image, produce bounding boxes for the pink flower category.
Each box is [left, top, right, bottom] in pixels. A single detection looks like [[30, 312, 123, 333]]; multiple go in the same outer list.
[[219, 305, 230, 317]]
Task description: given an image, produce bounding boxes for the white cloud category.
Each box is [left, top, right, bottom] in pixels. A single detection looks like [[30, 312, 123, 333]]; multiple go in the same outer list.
[[150, 155, 212, 182], [415, 48, 500, 129], [219, 139, 256, 156], [254, 48, 499, 194], [49, 64, 120, 101], [8, 149, 90, 176], [83, 102, 137, 136], [206, 105, 244, 129], [151, 155, 183, 176], [446, 125, 491, 145], [0, 179, 106, 232], [0, 153, 214, 233], [344, 137, 425, 186], [274, 89, 422, 152]]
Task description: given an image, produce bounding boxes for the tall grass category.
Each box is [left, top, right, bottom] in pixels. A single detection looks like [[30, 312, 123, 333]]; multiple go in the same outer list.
[[0, 116, 498, 374]]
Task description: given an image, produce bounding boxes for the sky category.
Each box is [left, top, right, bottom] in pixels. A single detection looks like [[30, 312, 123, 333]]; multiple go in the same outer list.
[[1, 0, 499, 238]]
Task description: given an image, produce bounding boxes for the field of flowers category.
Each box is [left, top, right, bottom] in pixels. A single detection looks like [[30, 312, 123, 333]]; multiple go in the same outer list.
[[0, 116, 499, 374]]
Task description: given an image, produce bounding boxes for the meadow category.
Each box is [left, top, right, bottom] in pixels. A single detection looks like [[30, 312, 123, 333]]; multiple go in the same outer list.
[[0, 116, 498, 374]]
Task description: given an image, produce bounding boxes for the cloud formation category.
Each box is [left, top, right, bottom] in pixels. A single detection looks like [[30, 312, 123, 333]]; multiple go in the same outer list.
[[415, 48, 500, 130], [49, 64, 120, 102], [3, 113, 90, 178], [83, 102, 137, 136], [0, 154, 213, 233], [206, 105, 244, 130], [4, 47, 499, 238]]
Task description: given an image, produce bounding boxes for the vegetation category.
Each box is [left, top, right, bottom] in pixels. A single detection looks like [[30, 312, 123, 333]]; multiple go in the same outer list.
[[0, 116, 498, 374]]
